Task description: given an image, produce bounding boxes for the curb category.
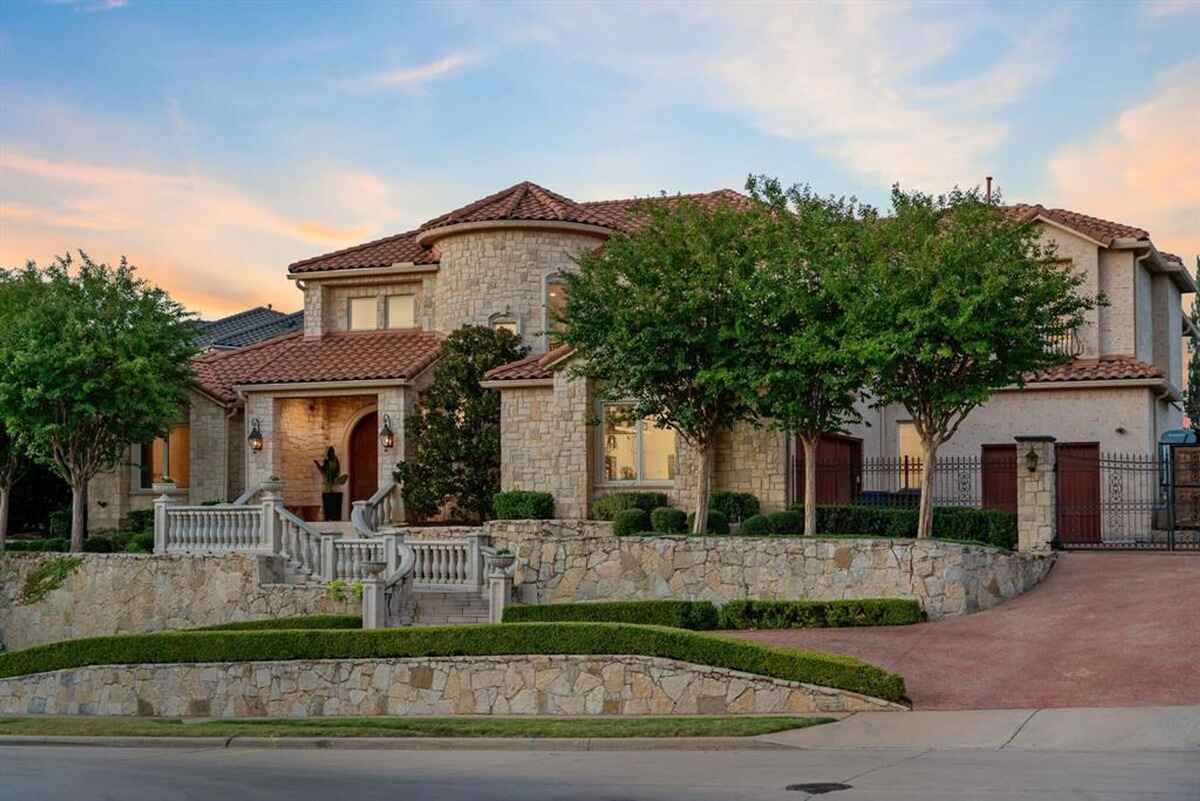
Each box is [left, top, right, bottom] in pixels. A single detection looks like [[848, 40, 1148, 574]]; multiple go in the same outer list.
[[0, 734, 797, 752]]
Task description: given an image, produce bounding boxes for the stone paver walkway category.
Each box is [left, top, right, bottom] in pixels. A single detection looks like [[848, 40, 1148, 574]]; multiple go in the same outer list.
[[731, 552, 1200, 710]]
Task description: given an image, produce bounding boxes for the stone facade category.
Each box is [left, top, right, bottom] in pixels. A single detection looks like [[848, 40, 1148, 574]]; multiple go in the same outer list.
[[0, 654, 903, 718], [0, 554, 356, 652], [486, 521, 1054, 619], [189, 393, 231, 505], [275, 394, 376, 511], [1016, 437, 1057, 553]]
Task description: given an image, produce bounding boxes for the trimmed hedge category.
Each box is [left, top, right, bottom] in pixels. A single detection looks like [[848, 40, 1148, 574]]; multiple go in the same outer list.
[[686, 509, 729, 535], [0, 623, 906, 703], [2, 538, 69, 553], [791, 505, 1017, 549], [125, 532, 155, 554], [719, 599, 922, 630], [708, 491, 760, 523], [593, 492, 669, 521], [766, 510, 802, 535], [492, 491, 555, 520], [503, 601, 719, 630], [613, 508, 651, 536], [126, 509, 155, 534], [196, 615, 362, 631], [738, 514, 771, 535], [650, 506, 687, 534]]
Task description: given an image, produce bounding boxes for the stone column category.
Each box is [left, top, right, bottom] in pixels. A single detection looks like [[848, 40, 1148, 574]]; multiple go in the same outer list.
[[361, 561, 388, 630], [487, 570, 513, 624], [1015, 436, 1057, 553], [260, 479, 285, 554], [152, 484, 180, 554]]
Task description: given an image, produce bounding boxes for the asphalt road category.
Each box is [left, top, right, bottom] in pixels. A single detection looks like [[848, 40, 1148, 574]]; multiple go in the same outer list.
[[1, 744, 1197, 801]]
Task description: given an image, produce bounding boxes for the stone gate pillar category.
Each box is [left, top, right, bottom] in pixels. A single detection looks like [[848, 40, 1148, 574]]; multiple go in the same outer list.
[[1015, 435, 1056, 553]]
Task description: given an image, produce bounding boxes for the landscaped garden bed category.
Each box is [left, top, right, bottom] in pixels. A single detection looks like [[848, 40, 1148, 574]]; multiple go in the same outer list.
[[502, 599, 921, 630]]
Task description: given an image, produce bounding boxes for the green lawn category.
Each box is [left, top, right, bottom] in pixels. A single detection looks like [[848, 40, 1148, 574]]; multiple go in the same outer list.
[[0, 715, 831, 739]]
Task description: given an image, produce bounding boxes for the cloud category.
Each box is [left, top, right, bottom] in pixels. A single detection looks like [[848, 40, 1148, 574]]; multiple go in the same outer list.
[[1141, 0, 1199, 19], [341, 52, 482, 94], [1047, 58, 1200, 267], [45, 0, 127, 11]]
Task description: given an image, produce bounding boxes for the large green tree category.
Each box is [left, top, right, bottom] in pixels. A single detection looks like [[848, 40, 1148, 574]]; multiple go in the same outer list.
[[560, 196, 765, 534], [0, 422, 20, 550], [739, 177, 875, 536], [0, 253, 197, 551], [394, 325, 527, 524], [849, 187, 1097, 538]]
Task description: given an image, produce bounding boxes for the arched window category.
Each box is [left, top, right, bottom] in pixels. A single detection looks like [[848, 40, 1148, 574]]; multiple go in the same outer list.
[[543, 272, 569, 349], [488, 310, 520, 336]]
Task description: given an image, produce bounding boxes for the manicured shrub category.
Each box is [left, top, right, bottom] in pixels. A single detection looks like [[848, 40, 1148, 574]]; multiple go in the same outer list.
[[788, 504, 1016, 549], [504, 601, 719, 630], [612, 508, 651, 537], [766, 510, 802, 534], [593, 492, 669, 521], [2, 537, 68, 553], [125, 532, 156, 554], [48, 509, 71, 538], [737, 514, 771, 535], [650, 506, 688, 534], [125, 509, 155, 533], [708, 491, 760, 523], [686, 509, 730, 535], [718, 599, 921, 630], [196, 615, 362, 631], [0, 623, 906, 703], [81, 537, 114, 553], [491, 491, 555, 520]]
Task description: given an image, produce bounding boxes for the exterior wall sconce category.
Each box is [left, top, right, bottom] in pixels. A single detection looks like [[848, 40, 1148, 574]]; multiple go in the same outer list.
[[248, 418, 264, 452], [379, 415, 395, 450], [1024, 446, 1039, 473]]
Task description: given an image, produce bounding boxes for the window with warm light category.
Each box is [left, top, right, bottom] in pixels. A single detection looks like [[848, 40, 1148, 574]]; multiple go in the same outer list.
[[139, 425, 190, 489], [494, 320, 519, 335], [600, 404, 676, 483], [386, 295, 415, 328], [348, 297, 377, 331], [896, 420, 923, 490], [545, 276, 568, 343]]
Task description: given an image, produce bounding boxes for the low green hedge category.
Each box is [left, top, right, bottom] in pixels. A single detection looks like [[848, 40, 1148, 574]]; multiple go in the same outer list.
[[718, 599, 922, 630], [792, 505, 1017, 549], [686, 509, 729, 534], [0, 623, 906, 703], [503, 601, 719, 630], [492, 491, 555, 520], [594, 492, 669, 521], [650, 506, 688, 534], [708, 491, 760, 523], [738, 514, 771, 535], [2, 538, 69, 553], [613, 508, 650, 536], [195, 615, 362, 631]]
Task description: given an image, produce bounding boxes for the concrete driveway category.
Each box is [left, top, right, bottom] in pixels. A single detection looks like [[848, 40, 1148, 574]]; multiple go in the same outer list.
[[731, 552, 1200, 710]]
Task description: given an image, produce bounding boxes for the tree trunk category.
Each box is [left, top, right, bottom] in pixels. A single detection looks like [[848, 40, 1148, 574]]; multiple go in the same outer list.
[[916, 437, 939, 539], [692, 441, 712, 535], [0, 487, 9, 551], [70, 480, 87, 552], [802, 435, 818, 537]]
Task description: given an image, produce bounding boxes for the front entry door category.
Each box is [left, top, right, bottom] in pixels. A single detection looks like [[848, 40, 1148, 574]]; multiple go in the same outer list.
[[349, 412, 379, 504]]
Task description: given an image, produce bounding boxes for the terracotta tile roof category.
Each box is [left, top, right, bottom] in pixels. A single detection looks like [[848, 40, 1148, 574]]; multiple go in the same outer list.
[[192, 329, 444, 402], [1027, 357, 1164, 383], [420, 181, 620, 232], [1007, 204, 1150, 247], [288, 229, 438, 274], [580, 189, 752, 232], [484, 344, 575, 382], [1161, 251, 1185, 265]]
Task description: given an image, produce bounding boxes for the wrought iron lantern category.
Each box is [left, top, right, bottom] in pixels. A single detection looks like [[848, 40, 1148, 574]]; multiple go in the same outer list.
[[1024, 445, 1039, 474], [247, 418, 264, 452], [379, 415, 395, 450]]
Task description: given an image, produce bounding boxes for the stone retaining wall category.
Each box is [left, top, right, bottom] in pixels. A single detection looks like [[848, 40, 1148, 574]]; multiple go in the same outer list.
[[486, 521, 1054, 619], [0, 654, 903, 717], [0, 553, 357, 652]]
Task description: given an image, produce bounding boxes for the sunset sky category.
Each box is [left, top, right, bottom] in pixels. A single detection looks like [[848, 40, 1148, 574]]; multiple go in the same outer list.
[[1, 0, 1197, 319]]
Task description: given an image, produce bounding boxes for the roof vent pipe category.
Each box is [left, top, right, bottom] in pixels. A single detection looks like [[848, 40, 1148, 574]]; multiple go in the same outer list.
[[985, 176, 993, 203]]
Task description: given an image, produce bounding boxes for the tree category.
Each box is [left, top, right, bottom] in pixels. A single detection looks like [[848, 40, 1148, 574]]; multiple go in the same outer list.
[[560, 196, 765, 534], [0, 422, 21, 550], [739, 177, 875, 536], [0, 253, 197, 551], [1184, 300, 1200, 433], [394, 325, 527, 523], [848, 187, 1097, 538]]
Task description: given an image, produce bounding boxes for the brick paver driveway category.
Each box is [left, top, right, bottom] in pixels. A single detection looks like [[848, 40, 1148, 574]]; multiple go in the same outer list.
[[730, 552, 1200, 710]]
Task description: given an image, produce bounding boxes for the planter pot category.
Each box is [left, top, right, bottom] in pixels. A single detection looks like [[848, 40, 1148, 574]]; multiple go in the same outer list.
[[489, 554, 516, 572], [322, 492, 344, 522]]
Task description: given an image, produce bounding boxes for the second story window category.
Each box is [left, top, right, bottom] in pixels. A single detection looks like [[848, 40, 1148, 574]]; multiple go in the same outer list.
[[544, 274, 569, 346], [349, 297, 378, 331], [386, 295, 415, 328]]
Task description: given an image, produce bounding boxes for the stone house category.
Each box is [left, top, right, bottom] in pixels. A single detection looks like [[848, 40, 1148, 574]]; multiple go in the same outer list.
[[87, 181, 1194, 531]]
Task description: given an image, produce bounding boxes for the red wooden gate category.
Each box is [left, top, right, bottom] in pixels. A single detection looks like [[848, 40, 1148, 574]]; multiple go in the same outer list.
[[1055, 442, 1101, 544], [981, 444, 1018, 513], [794, 434, 863, 505]]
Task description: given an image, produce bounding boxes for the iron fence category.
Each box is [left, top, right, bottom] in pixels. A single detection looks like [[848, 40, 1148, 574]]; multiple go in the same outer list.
[[804, 455, 1002, 510], [1055, 451, 1181, 549]]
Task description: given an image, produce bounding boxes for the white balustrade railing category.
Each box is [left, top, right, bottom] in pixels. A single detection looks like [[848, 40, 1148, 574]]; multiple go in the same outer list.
[[330, 538, 386, 581], [352, 481, 398, 538], [162, 505, 265, 553], [407, 535, 485, 591], [276, 507, 322, 578]]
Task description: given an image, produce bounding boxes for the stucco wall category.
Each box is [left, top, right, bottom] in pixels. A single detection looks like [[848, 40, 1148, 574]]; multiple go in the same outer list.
[[486, 521, 1054, 619], [0, 654, 902, 718], [0, 553, 356, 652]]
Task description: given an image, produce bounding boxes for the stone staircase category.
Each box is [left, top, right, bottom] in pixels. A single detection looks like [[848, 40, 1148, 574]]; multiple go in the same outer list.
[[411, 591, 491, 626]]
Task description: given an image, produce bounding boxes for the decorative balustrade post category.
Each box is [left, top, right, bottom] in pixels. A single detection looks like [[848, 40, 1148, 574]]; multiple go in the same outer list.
[[320, 533, 339, 581], [361, 560, 388, 630], [382, 534, 399, 575], [1015, 435, 1057, 553], [487, 569, 514, 624], [152, 484, 180, 554], [463, 532, 489, 588], [260, 478, 285, 554]]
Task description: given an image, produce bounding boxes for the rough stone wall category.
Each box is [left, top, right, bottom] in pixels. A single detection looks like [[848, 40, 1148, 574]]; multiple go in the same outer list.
[[0, 654, 902, 718], [189, 393, 229, 505], [433, 229, 601, 351], [710, 422, 790, 513], [486, 521, 1054, 619], [0, 554, 357, 652]]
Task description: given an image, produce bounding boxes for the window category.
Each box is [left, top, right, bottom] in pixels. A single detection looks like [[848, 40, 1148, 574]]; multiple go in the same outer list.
[[139, 425, 190, 490], [545, 275, 568, 344], [386, 295, 415, 328], [601, 404, 677, 483], [348, 297, 377, 331], [896, 421, 923, 490], [489, 311, 520, 336]]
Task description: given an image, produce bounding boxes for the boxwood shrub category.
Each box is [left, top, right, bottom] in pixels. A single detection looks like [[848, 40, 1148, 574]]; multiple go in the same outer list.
[[650, 506, 688, 534], [492, 491, 555, 520], [125, 509, 155, 533], [738, 514, 772, 535], [708, 491, 760, 523], [196, 615, 362, 631], [2, 538, 69, 553], [612, 508, 651, 537], [593, 492, 669, 521], [0, 623, 906, 703], [718, 599, 922, 630], [686, 509, 729, 535], [766, 510, 802, 534], [503, 601, 719, 630], [790, 505, 1016, 549]]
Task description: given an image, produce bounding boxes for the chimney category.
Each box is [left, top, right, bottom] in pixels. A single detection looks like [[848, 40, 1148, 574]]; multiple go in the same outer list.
[[985, 176, 993, 203]]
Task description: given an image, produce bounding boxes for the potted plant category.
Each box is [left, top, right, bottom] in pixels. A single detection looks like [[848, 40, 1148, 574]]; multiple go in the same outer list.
[[314, 447, 348, 521]]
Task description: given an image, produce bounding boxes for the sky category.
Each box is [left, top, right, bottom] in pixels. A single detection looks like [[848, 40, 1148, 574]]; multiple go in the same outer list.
[[1, 0, 1197, 319]]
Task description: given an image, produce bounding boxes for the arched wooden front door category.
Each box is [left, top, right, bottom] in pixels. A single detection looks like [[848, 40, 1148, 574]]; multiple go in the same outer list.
[[349, 411, 379, 504]]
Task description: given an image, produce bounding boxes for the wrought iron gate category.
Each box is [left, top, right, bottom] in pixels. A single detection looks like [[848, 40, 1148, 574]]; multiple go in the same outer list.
[[1165, 444, 1200, 550]]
